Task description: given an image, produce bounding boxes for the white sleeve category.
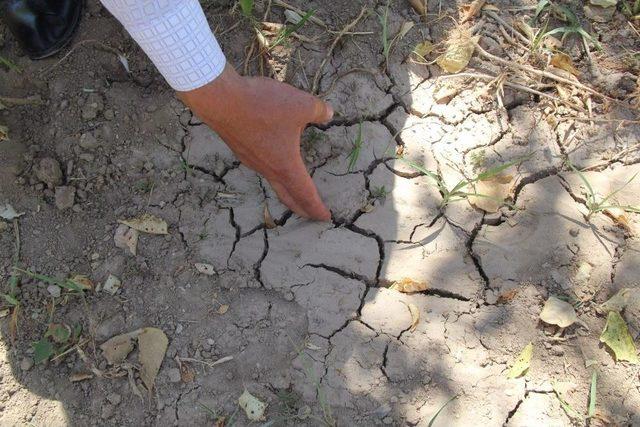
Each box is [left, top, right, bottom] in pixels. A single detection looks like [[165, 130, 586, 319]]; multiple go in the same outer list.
[[100, 0, 226, 91]]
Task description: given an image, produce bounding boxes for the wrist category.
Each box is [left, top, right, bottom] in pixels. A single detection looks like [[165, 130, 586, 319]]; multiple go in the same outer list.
[[176, 63, 245, 128]]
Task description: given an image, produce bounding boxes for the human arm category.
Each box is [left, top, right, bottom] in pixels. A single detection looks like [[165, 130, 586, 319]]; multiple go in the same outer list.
[[99, 0, 332, 220]]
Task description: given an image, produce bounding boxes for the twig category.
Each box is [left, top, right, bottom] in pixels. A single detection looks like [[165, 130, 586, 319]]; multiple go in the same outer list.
[[436, 72, 587, 111], [483, 10, 530, 45], [474, 43, 611, 100], [581, 143, 640, 171], [51, 338, 90, 362], [273, 0, 328, 28], [0, 95, 43, 106], [177, 355, 234, 368], [311, 6, 368, 94], [218, 21, 241, 37], [39, 39, 124, 76]]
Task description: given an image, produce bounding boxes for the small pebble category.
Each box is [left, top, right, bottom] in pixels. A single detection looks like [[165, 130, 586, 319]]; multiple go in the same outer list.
[[167, 368, 181, 383], [20, 357, 34, 371]]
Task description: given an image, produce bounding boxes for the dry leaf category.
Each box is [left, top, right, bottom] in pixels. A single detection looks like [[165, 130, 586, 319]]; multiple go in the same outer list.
[[102, 274, 122, 295], [407, 303, 420, 332], [238, 390, 267, 421], [550, 53, 580, 76], [604, 207, 633, 233], [264, 205, 276, 229], [70, 372, 94, 382], [118, 213, 168, 235], [600, 311, 638, 364], [114, 224, 139, 255], [540, 296, 577, 328], [217, 304, 230, 315], [436, 32, 479, 73], [601, 288, 640, 313], [0, 125, 8, 141], [284, 9, 303, 24], [397, 21, 415, 40], [507, 342, 533, 378], [138, 327, 169, 391], [180, 362, 196, 383], [407, 0, 426, 16], [413, 40, 434, 58], [515, 19, 535, 41], [468, 174, 513, 213], [460, 0, 486, 23], [68, 274, 94, 291], [589, 0, 617, 7], [0, 308, 10, 318], [100, 332, 135, 365], [390, 277, 429, 293], [195, 263, 216, 276], [497, 288, 519, 304], [0, 203, 24, 220], [543, 35, 562, 50]]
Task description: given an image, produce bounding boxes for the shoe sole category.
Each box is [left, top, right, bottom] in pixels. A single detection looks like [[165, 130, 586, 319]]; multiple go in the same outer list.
[[29, 0, 84, 60]]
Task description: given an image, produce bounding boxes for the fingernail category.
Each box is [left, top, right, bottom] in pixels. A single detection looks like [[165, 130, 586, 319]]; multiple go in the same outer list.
[[325, 103, 334, 121]]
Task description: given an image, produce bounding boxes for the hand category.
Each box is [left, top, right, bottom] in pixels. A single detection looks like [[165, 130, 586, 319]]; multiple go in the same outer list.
[[177, 64, 333, 221]]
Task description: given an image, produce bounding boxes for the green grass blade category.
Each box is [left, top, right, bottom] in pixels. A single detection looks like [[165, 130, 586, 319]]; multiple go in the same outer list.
[[588, 371, 597, 418], [239, 0, 254, 17], [347, 122, 364, 172], [566, 161, 596, 205], [597, 205, 640, 214], [427, 395, 458, 427], [398, 158, 442, 183], [576, 27, 602, 50], [533, 0, 550, 21], [380, 1, 390, 60], [13, 268, 83, 292], [599, 172, 638, 206], [553, 383, 584, 420], [0, 55, 21, 72], [554, 4, 579, 26], [474, 155, 530, 182]]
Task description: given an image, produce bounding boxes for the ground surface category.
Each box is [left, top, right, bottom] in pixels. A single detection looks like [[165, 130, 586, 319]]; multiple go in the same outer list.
[[1, 0, 639, 426]]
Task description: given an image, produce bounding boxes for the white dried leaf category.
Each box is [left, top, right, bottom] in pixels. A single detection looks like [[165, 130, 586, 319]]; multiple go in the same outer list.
[[194, 263, 216, 276], [0, 203, 24, 220], [540, 296, 577, 328], [118, 213, 168, 235], [284, 9, 302, 24], [103, 274, 122, 295], [238, 390, 267, 421]]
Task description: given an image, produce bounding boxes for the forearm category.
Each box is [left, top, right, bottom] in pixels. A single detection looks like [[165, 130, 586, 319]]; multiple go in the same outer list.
[[99, 0, 225, 91]]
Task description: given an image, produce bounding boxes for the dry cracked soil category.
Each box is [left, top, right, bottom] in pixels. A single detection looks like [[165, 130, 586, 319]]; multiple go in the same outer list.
[[1, 0, 640, 426]]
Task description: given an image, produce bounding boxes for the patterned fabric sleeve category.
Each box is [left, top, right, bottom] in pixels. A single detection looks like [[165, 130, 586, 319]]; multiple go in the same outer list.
[[100, 0, 226, 91]]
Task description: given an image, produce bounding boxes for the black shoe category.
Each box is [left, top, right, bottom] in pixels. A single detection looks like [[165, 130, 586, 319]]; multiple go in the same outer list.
[[1, 0, 83, 60]]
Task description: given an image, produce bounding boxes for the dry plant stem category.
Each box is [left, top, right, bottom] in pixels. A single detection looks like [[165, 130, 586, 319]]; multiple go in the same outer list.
[[40, 39, 123, 75], [177, 355, 234, 368], [273, 0, 328, 28], [218, 20, 241, 37], [319, 68, 379, 98], [475, 43, 610, 100], [437, 72, 586, 111], [581, 143, 640, 171], [483, 10, 530, 45], [311, 6, 368, 94], [0, 95, 42, 106]]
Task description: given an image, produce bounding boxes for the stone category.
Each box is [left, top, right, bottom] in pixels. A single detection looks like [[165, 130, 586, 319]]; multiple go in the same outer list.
[[35, 157, 63, 187], [107, 393, 122, 405], [55, 186, 75, 210], [81, 93, 104, 121], [167, 368, 181, 383], [79, 133, 99, 150], [20, 357, 34, 371]]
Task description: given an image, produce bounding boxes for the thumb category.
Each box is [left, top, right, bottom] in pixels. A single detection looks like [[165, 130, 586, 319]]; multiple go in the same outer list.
[[307, 97, 334, 125]]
